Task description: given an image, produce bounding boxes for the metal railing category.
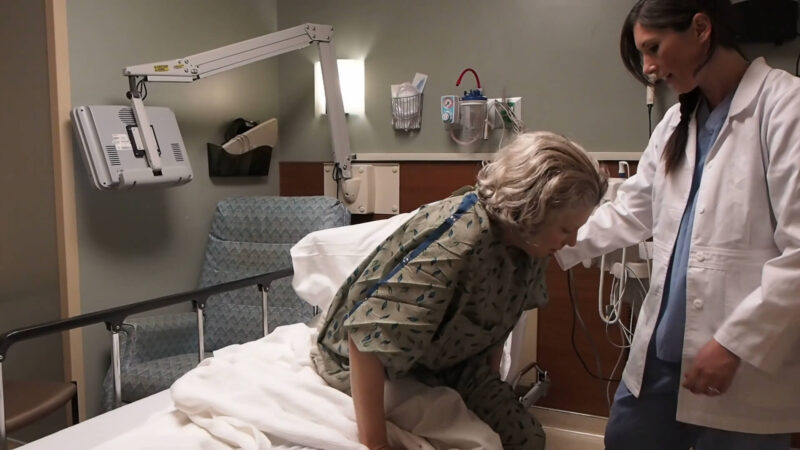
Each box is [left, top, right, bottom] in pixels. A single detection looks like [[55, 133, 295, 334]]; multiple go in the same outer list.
[[0, 267, 293, 448]]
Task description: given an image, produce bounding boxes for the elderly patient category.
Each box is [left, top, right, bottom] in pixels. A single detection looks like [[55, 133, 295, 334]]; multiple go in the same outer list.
[[312, 131, 608, 450]]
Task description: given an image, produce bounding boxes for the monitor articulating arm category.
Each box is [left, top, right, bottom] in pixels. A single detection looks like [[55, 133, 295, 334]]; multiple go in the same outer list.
[[123, 23, 352, 179]]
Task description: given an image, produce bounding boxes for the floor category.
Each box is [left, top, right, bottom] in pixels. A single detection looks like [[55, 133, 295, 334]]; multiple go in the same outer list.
[[533, 406, 606, 450], [533, 409, 800, 450]]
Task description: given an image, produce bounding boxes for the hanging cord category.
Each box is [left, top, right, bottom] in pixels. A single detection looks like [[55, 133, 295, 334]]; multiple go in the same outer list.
[[490, 101, 526, 149], [606, 320, 630, 408], [126, 77, 148, 101], [646, 76, 655, 137], [136, 78, 148, 100], [567, 269, 621, 383], [331, 163, 344, 200], [603, 264, 646, 348]]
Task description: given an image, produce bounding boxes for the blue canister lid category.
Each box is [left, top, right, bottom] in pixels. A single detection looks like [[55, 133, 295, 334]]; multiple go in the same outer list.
[[461, 88, 486, 101]]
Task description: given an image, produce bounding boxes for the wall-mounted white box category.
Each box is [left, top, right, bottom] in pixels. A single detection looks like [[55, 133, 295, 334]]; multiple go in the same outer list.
[[323, 163, 400, 215], [487, 97, 522, 129]]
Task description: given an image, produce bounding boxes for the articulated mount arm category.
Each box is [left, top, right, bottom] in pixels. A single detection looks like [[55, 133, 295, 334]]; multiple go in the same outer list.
[[123, 23, 352, 179]]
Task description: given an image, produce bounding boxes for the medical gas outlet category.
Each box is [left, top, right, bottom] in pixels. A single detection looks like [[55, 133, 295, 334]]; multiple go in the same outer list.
[[441, 68, 523, 144]]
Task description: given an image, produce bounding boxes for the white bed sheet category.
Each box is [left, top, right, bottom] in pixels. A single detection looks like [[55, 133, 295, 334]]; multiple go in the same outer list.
[[24, 324, 502, 450], [21, 390, 174, 449]]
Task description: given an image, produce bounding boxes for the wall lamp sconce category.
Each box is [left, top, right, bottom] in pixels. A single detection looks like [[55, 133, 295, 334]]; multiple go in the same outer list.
[[314, 59, 364, 116]]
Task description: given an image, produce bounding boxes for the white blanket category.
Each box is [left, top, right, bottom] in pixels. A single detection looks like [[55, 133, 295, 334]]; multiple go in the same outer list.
[[95, 324, 501, 450]]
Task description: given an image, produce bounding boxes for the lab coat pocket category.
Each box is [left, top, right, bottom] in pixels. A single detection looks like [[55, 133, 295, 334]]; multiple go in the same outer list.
[[737, 361, 800, 409], [717, 251, 764, 318], [722, 268, 759, 318]]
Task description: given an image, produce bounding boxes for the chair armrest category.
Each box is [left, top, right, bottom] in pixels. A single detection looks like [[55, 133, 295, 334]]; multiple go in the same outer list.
[[119, 312, 201, 365]]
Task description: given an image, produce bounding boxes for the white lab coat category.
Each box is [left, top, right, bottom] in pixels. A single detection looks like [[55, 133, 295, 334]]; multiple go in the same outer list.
[[556, 58, 800, 434]]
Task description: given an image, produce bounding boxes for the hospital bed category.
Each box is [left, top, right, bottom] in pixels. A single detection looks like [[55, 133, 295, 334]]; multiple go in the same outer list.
[[2, 217, 547, 449]]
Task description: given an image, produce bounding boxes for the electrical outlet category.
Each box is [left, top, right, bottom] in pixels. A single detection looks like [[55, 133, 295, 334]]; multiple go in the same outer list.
[[486, 97, 522, 129]]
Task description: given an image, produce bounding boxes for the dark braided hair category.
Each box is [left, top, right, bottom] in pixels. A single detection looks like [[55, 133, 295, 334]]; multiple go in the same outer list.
[[620, 0, 743, 174]]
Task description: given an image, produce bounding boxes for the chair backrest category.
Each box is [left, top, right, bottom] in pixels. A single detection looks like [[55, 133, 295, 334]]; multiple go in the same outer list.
[[199, 196, 349, 350]]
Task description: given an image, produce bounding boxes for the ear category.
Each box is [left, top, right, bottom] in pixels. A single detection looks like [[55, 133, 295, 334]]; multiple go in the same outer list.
[[692, 12, 712, 44]]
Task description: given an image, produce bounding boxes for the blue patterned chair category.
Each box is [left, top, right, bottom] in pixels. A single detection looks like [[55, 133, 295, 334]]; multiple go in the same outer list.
[[102, 196, 350, 410]]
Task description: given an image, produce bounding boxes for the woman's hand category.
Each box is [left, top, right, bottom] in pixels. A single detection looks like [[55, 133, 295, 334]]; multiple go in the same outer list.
[[682, 338, 741, 396]]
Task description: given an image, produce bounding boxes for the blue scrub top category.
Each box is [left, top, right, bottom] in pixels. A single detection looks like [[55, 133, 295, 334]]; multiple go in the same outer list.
[[655, 93, 734, 362]]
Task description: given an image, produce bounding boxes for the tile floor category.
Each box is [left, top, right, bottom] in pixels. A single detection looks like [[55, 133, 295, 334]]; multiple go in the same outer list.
[[533, 406, 606, 450]]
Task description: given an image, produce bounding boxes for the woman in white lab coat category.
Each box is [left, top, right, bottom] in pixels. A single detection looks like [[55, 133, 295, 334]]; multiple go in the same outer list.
[[556, 1, 800, 449]]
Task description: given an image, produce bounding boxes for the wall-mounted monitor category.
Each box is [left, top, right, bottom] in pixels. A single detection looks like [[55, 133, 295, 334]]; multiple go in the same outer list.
[[71, 105, 193, 190]]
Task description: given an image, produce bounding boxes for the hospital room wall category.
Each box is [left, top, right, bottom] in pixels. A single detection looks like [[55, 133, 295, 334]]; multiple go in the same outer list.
[[275, 0, 800, 418], [66, 0, 280, 417], [276, 0, 800, 159], [275, 0, 660, 159], [0, 0, 67, 437]]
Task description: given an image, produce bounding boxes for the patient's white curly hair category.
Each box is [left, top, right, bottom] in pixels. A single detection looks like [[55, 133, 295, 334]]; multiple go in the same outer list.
[[476, 131, 607, 233]]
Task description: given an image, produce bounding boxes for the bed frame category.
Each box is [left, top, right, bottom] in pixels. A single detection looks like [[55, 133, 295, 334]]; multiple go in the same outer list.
[[0, 268, 292, 449], [1, 265, 551, 449]]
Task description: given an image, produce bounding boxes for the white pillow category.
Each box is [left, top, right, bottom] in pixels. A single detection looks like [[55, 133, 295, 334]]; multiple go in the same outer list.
[[290, 210, 417, 314]]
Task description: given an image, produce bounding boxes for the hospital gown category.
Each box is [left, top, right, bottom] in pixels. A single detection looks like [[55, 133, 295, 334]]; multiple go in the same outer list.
[[313, 192, 548, 449]]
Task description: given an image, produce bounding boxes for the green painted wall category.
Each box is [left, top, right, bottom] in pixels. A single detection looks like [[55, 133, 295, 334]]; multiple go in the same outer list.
[[275, 0, 800, 161], [67, 0, 279, 416]]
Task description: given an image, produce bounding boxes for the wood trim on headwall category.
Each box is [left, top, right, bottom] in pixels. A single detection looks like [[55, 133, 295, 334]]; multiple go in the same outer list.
[[397, 162, 481, 212], [279, 162, 325, 197], [46, 0, 85, 420]]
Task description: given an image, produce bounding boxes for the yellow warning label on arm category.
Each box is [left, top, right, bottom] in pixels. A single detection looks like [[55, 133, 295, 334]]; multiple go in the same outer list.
[[154, 65, 169, 72]]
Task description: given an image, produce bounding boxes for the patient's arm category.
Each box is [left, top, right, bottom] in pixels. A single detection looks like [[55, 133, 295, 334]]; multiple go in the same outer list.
[[349, 336, 393, 450]]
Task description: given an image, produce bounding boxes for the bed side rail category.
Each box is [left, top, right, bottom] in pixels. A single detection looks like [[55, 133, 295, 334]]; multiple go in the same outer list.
[[0, 267, 292, 442]]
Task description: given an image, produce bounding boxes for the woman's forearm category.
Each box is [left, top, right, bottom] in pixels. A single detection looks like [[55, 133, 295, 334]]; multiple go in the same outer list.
[[349, 336, 389, 449]]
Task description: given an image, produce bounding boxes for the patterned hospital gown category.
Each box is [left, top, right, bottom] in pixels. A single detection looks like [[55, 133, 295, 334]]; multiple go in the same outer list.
[[313, 191, 548, 449]]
